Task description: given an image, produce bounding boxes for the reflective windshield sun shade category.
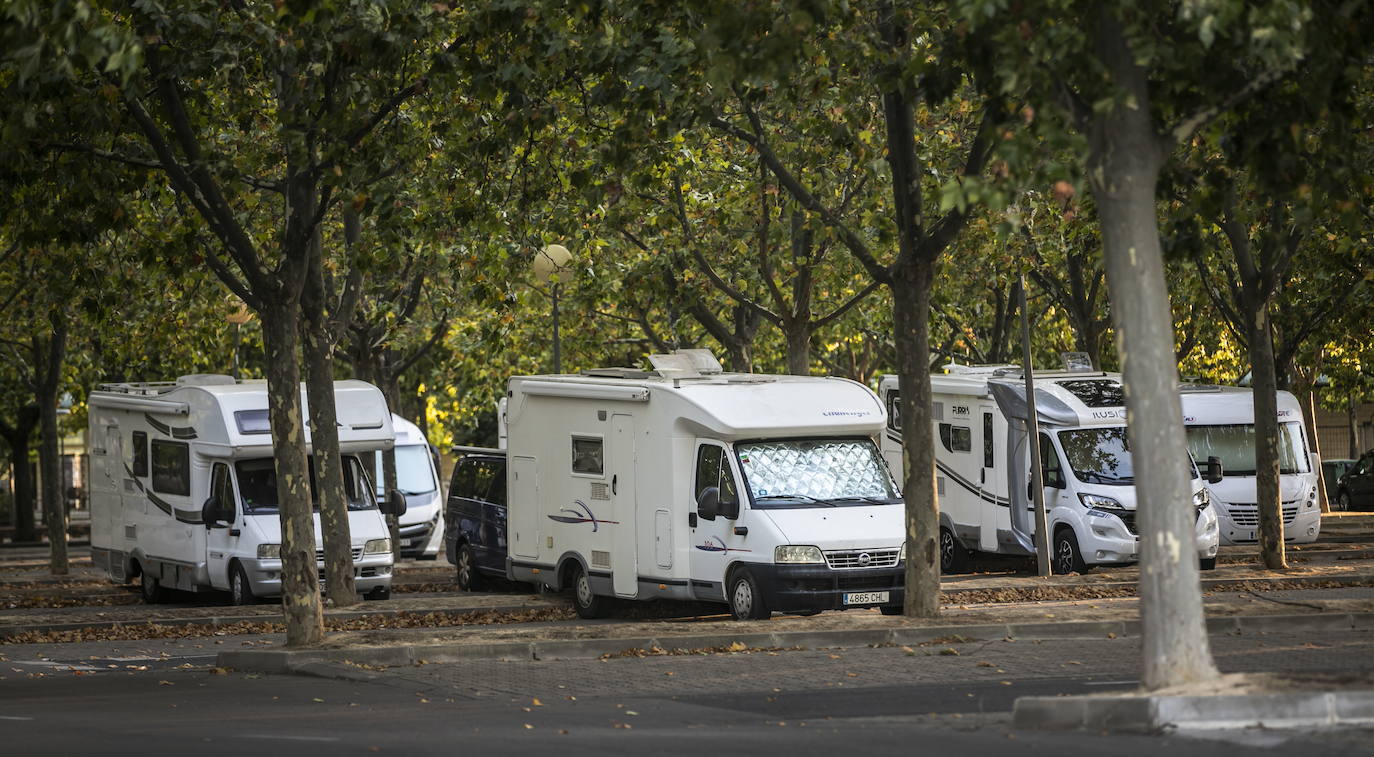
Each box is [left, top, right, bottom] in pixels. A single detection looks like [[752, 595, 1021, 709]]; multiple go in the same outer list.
[[736, 439, 896, 503]]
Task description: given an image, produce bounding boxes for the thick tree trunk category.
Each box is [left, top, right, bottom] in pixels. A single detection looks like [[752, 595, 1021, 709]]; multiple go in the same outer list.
[[1087, 9, 1218, 691], [1249, 308, 1287, 568], [377, 362, 402, 550], [784, 322, 811, 376], [302, 259, 358, 607], [894, 261, 940, 618], [262, 301, 324, 647], [39, 313, 68, 575], [1300, 388, 1330, 512], [2, 408, 39, 542]]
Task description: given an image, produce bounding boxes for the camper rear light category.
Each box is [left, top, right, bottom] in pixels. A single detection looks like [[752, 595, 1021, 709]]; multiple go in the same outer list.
[[1078, 493, 1124, 511], [774, 545, 825, 564], [363, 538, 392, 555], [257, 544, 281, 559]]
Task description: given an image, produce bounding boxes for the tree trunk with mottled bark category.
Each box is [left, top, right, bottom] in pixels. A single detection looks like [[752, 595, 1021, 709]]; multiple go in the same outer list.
[[894, 260, 940, 618], [38, 312, 68, 575], [1249, 308, 1286, 568], [1, 407, 39, 542]]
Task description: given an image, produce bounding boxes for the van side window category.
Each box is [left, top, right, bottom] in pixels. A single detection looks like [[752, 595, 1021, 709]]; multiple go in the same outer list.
[[694, 445, 739, 504], [1039, 433, 1065, 488], [450, 459, 478, 498], [210, 463, 234, 517], [150, 440, 190, 496], [939, 424, 972, 453], [485, 462, 507, 506], [131, 431, 149, 477], [887, 390, 902, 432], [470, 461, 496, 501], [983, 413, 994, 468], [571, 436, 603, 475]]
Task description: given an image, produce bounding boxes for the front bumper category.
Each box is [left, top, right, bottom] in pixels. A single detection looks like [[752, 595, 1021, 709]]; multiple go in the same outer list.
[[1216, 502, 1321, 545], [244, 553, 393, 596], [747, 563, 904, 612], [1078, 506, 1219, 563], [396, 518, 443, 558]]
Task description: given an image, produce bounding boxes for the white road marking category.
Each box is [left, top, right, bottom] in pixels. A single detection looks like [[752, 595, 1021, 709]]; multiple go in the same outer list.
[[12, 661, 100, 672], [0, 716, 35, 721]]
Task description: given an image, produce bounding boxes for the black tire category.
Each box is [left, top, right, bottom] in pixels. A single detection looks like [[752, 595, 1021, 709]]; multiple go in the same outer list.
[[880, 605, 904, 616], [939, 526, 970, 574], [366, 586, 391, 601], [139, 565, 168, 604], [727, 568, 770, 621], [1200, 557, 1217, 571], [229, 562, 257, 606], [1337, 491, 1352, 512], [570, 564, 609, 619], [1052, 528, 1088, 575], [455, 543, 483, 592]]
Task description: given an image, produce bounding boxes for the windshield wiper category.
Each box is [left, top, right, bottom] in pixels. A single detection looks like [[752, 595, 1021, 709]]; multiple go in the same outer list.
[[754, 494, 836, 506], [831, 496, 902, 505]]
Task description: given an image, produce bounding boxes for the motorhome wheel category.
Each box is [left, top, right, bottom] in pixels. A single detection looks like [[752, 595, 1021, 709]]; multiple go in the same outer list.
[[939, 527, 970, 574], [1337, 491, 1352, 512], [230, 563, 257, 606], [366, 586, 391, 601], [1200, 557, 1217, 571], [1052, 529, 1087, 575], [455, 543, 482, 591], [571, 564, 608, 619], [728, 569, 770, 620], [139, 569, 167, 604], [880, 605, 904, 616]]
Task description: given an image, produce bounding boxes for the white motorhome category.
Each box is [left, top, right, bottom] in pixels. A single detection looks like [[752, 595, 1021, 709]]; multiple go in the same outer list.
[[504, 351, 906, 620], [1180, 385, 1321, 545], [88, 375, 400, 604], [375, 414, 445, 559], [879, 367, 1220, 574]]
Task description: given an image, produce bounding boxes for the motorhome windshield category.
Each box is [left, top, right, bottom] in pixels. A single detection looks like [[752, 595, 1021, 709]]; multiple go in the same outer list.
[[1184, 422, 1309, 477], [1058, 427, 1200, 485], [735, 438, 899, 508], [235, 456, 377, 514], [372, 445, 437, 496]]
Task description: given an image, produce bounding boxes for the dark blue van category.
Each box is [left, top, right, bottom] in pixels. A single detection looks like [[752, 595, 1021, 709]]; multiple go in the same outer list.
[[444, 452, 508, 590]]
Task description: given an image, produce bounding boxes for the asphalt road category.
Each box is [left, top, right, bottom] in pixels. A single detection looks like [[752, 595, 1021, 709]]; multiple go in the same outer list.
[[2, 627, 1373, 756]]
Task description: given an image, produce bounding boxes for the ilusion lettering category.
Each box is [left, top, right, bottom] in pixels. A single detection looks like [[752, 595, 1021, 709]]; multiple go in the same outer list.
[[1091, 409, 1126, 420]]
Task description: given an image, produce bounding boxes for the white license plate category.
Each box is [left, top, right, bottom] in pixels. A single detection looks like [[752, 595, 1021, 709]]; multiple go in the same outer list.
[[843, 591, 889, 605]]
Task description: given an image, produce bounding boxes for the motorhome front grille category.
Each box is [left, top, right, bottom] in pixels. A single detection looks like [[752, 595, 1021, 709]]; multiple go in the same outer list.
[[1226, 504, 1299, 528], [824, 548, 900, 570], [315, 547, 365, 563]]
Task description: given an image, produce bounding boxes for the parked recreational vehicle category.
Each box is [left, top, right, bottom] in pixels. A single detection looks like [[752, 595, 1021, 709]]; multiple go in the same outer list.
[[879, 367, 1220, 574], [1179, 386, 1321, 545], [376, 414, 445, 559], [88, 375, 401, 604], [504, 351, 905, 619]]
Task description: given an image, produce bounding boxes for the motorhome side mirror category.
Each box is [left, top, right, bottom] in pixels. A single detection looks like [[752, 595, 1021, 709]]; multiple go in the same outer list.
[[1206, 456, 1224, 484], [719, 492, 740, 521], [385, 489, 408, 517], [696, 487, 720, 521], [201, 497, 227, 529]]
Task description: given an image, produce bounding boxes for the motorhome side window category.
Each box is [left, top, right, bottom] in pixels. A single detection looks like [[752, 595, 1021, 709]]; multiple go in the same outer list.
[[1040, 433, 1065, 488], [887, 390, 901, 432], [571, 436, 603, 476], [210, 463, 234, 514], [938, 423, 972, 453], [150, 440, 190, 496], [131, 431, 148, 477], [694, 445, 739, 506], [983, 413, 994, 468]]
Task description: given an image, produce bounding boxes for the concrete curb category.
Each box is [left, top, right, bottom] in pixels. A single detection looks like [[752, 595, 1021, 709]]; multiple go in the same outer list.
[[1013, 689, 1374, 732], [0, 601, 565, 639], [217, 610, 1374, 677]]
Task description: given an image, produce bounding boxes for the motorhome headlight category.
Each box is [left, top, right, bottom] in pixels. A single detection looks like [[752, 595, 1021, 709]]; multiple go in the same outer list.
[[774, 545, 825, 564], [1078, 493, 1124, 511], [1192, 489, 1210, 511], [257, 543, 281, 559], [899, 542, 907, 563], [363, 538, 392, 555], [1305, 487, 1317, 509]]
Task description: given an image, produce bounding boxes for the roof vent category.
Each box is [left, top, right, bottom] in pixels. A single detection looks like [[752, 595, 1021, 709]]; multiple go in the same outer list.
[[177, 374, 237, 387], [581, 367, 655, 379], [675, 349, 722, 374], [648, 353, 700, 378]]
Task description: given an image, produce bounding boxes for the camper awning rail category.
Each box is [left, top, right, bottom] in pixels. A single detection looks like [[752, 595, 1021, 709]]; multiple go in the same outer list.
[[518, 381, 650, 403], [88, 391, 189, 416]]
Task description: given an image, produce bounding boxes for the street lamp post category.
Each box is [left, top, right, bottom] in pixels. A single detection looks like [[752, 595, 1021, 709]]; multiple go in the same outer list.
[[533, 244, 573, 374]]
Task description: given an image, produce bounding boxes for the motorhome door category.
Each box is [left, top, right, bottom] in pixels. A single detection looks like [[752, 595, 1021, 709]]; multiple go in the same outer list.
[[205, 462, 237, 588], [978, 405, 1002, 552], [508, 456, 539, 559], [688, 441, 746, 602], [610, 414, 638, 598]]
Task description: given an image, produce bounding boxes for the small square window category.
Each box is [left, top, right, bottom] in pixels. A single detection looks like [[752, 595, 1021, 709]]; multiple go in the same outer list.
[[571, 437, 603, 475], [151, 440, 190, 496], [939, 424, 972, 453], [234, 409, 271, 435]]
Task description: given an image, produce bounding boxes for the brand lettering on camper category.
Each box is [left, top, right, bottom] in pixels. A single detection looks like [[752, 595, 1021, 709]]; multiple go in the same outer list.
[[693, 535, 751, 553], [1091, 409, 1126, 420], [546, 500, 619, 531], [822, 410, 869, 417], [951, 405, 970, 415]]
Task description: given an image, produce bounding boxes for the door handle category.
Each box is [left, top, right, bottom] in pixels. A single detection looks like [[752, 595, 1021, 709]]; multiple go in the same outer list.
[[612, 474, 617, 495], [981, 469, 986, 485], [688, 512, 698, 528]]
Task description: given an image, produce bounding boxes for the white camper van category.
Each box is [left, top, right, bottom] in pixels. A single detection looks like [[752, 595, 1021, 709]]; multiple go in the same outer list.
[[1180, 385, 1321, 545], [88, 375, 400, 604], [504, 351, 906, 620], [376, 414, 445, 559], [879, 367, 1220, 574]]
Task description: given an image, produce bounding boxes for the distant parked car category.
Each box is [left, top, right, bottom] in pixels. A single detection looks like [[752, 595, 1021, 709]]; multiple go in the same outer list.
[[443, 452, 508, 591], [1323, 458, 1357, 507], [1334, 451, 1374, 512]]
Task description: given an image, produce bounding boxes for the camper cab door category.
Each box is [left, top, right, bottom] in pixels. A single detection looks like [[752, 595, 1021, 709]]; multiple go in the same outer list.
[[688, 441, 747, 601], [204, 462, 238, 588]]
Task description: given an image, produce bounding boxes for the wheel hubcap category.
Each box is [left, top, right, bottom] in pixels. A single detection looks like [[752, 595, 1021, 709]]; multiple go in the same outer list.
[[576, 574, 593, 607], [1056, 540, 1073, 572], [458, 552, 472, 586], [232, 575, 242, 603], [733, 580, 753, 615], [940, 531, 954, 568]]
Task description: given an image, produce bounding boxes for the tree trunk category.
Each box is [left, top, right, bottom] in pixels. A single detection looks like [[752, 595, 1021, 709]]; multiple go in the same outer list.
[[784, 321, 811, 376], [1086, 8, 1218, 691], [377, 361, 402, 550], [1, 407, 39, 542], [894, 260, 940, 618], [1301, 388, 1330, 512], [262, 300, 324, 647], [38, 312, 69, 575], [1249, 307, 1287, 568], [302, 256, 358, 607]]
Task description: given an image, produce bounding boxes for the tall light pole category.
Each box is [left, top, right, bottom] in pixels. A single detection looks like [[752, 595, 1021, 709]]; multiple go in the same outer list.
[[533, 244, 573, 374]]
